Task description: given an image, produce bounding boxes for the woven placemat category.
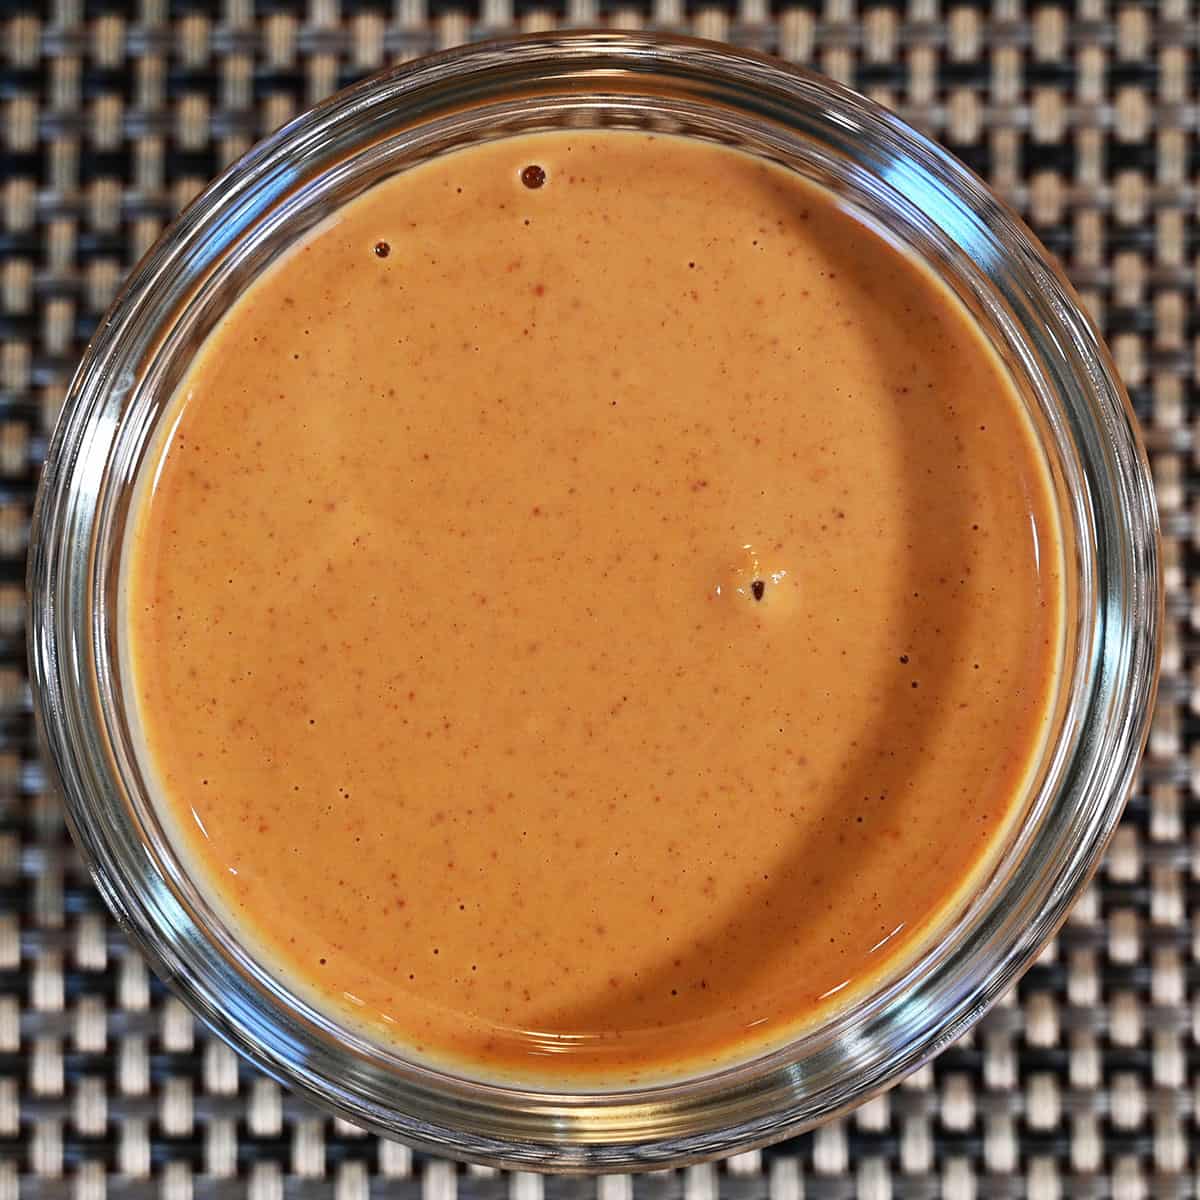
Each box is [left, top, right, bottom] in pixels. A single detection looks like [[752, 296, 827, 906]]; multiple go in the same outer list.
[[1, 3, 1195, 1197]]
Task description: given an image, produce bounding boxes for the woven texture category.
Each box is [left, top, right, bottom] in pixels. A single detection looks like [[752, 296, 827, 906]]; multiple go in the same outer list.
[[2, 2, 1196, 1196]]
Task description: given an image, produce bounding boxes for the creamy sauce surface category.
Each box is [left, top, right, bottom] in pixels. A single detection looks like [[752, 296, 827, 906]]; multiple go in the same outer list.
[[127, 131, 1062, 1082]]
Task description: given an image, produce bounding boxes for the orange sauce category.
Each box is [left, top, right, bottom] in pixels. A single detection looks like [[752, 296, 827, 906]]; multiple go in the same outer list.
[[126, 131, 1062, 1083]]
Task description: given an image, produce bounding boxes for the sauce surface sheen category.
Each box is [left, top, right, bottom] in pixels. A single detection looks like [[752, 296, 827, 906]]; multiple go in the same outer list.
[[127, 131, 1062, 1082]]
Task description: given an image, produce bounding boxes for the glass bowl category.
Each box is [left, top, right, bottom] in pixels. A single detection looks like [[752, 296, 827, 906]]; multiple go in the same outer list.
[[27, 31, 1160, 1171]]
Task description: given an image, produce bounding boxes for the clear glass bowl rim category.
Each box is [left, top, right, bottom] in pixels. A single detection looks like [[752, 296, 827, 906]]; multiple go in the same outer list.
[[27, 30, 1161, 1172]]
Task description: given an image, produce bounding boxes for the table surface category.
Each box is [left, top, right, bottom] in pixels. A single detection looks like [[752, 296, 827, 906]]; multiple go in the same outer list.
[[1, 3, 1196, 1197]]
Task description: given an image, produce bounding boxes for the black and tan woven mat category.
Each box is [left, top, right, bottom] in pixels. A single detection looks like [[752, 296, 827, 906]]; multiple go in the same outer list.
[[1, 3, 1196, 1197]]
